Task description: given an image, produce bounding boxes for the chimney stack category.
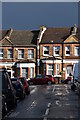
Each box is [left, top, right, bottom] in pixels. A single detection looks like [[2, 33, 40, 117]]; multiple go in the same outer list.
[[72, 24, 77, 35]]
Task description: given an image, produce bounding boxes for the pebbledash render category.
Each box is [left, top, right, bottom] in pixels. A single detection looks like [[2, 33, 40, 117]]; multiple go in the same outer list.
[[0, 24, 80, 81]]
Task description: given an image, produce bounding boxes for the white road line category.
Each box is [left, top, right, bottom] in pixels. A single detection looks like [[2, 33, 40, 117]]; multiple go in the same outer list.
[[47, 103, 51, 108], [45, 108, 50, 115], [52, 85, 55, 93], [8, 112, 20, 117], [65, 85, 69, 94], [43, 117, 47, 120], [55, 100, 59, 105], [30, 87, 37, 94]]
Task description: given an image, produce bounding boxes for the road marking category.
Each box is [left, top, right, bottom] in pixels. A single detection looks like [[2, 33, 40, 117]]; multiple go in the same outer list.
[[8, 112, 20, 117], [43, 117, 47, 120], [47, 103, 51, 108], [45, 108, 50, 115], [65, 85, 69, 94], [30, 87, 37, 94], [27, 100, 37, 111], [52, 85, 55, 93], [55, 100, 59, 105]]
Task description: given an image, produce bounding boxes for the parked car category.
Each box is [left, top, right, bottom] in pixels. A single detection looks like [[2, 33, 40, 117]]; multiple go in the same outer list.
[[1, 69, 17, 115], [10, 78, 25, 99], [2, 95, 8, 117], [61, 76, 71, 84], [28, 74, 55, 85], [18, 77, 30, 94]]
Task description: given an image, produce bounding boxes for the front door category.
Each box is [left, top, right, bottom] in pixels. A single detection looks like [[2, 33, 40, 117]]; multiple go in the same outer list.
[[66, 66, 73, 79]]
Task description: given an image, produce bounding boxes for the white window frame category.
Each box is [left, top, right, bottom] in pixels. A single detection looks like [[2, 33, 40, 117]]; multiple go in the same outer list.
[[56, 64, 60, 75], [30, 67, 34, 78], [18, 49, 24, 59], [28, 49, 34, 59], [0, 49, 3, 59], [75, 46, 80, 56], [54, 46, 60, 56], [47, 64, 53, 75], [22, 68, 28, 79], [65, 46, 70, 56], [7, 49, 13, 59], [43, 46, 49, 56]]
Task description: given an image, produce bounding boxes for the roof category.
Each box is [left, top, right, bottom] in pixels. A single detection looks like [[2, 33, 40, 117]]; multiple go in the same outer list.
[[0, 29, 39, 46], [10, 30, 39, 46], [0, 30, 8, 40], [40, 27, 80, 44]]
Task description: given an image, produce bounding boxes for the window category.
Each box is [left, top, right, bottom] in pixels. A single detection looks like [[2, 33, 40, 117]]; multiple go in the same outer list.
[[22, 68, 28, 79], [28, 49, 34, 59], [56, 64, 59, 75], [54, 46, 60, 56], [47, 64, 54, 75], [30, 68, 34, 78], [75, 46, 80, 56], [7, 49, 13, 59], [18, 49, 24, 59], [43, 46, 49, 56], [0, 49, 3, 59], [65, 46, 70, 56]]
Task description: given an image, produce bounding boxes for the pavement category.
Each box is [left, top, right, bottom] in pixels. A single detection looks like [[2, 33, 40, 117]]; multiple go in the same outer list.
[[3, 84, 80, 119]]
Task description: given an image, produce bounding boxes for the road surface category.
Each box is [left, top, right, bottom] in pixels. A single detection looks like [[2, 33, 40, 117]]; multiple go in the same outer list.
[[4, 84, 80, 119]]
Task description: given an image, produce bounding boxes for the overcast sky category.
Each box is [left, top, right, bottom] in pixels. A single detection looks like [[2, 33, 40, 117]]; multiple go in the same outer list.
[[2, 2, 78, 30]]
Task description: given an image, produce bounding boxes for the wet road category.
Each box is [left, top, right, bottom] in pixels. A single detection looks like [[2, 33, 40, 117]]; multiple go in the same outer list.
[[5, 85, 80, 119]]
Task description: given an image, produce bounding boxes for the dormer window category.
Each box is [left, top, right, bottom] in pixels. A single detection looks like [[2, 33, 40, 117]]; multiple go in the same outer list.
[[43, 46, 49, 56], [65, 46, 70, 56], [54, 46, 60, 56]]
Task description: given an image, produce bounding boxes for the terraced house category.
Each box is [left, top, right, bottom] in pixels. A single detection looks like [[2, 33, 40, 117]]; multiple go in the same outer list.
[[0, 25, 80, 81], [0, 28, 39, 80], [37, 25, 80, 81]]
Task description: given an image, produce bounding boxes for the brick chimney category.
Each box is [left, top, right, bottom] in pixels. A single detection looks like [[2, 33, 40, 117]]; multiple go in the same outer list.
[[72, 24, 77, 35]]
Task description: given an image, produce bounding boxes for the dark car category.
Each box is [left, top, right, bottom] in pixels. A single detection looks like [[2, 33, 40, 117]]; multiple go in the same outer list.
[[28, 74, 55, 85], [18, 77, 30, 94], [1, 69, 17, 116], [2, 95, 8, 117], [11, 78, 25, 99], [61, 76, 71, 84]]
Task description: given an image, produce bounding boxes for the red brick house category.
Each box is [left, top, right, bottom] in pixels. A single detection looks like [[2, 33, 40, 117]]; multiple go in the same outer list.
[[0, 28, 39, 80], [37, 25, 80, 80], [0, 25, 80, 81]]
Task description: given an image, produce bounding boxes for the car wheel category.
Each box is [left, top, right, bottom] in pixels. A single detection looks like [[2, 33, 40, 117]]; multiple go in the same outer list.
[[4, 101, 8, 114], [47, 81, 52, 85], [30, 82, 33, 85], [67, 81, 71, 84]]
